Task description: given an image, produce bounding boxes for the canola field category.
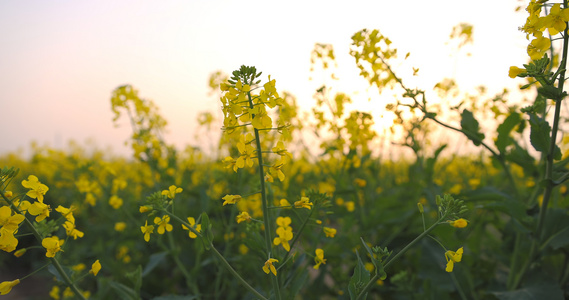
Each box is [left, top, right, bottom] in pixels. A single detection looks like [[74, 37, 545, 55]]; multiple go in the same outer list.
[[2, 3, 569, 300]]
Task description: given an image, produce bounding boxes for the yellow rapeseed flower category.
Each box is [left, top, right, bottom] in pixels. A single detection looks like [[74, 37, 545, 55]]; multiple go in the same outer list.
[[0, 279, 20, 295], [63, 221, 84, 240], [182, 217, 201, 238], [49, 285, 60, 299], [89, 260, 101, 276], [0, 228, 19, 253], [222, 194, 242, 206], [139, 205, 153, 213], [108, 195, 123, 209], [162, 185, 183, 199], [294, 197, 313, 210], [27, 202, 51, 222], [42, 236, 64, 258], [508, 66, 526, 78], [140, 221, 154, 242], [272, 141, 292, 160], [262, 258, 279, 276], [279, 199, 291, 208], [114, 222, 127, 232], [313, 248, 327, 269], [323, 227, 337, 238], [354, 178, 367, 187], [449, 218, 468, 228], [276, 216, 292, 228], [71, 263, 86, 272], [0, 206, 25, 232], [345, 201, 355, 212], [21, 175, 49, 202], [55, 205, 75, 223], [543, 4, 569, 35], [154, 215, 173, 234], [445, 247, 464, 272], [273, 226, 293, 252], [527, 36, 551, 60], [236, 211, 251, 224]]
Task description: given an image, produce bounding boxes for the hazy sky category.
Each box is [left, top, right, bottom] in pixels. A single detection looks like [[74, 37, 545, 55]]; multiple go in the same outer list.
[[0, 0, 528, 157]]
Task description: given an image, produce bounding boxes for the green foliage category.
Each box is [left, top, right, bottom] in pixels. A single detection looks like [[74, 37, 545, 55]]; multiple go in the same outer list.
[[348, 251, 370, 300], [3, 3, 569, 299], [460, 109, 485, 146]]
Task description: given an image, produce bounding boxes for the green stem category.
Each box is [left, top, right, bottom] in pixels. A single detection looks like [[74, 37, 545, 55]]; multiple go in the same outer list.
[[510, 3, 569, 289], [356, 220, 442, 300], [50, 256, 87, 299], [210, 246, 268, 300], [506, 232, 523, 288], [247, 82, 282, 300], [450, 271, 468, 300], [166, 232, 199, 298], [214, 206, 239, 299], [164, 210, 267, 299], [18, 263, 51, 281]]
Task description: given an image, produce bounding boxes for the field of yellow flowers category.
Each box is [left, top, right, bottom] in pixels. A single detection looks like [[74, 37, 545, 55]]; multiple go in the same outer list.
[[3, 2, 569, 299]]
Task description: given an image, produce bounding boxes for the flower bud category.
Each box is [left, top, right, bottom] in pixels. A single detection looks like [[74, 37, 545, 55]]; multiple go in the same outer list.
[[13, 249, 26, 257]]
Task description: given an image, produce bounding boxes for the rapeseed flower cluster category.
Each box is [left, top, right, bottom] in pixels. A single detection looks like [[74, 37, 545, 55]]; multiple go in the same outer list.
[[139, 185, 185, 241], [510, 2, 569, 77], [18, 176, 85, 256], [351, 29, 399, 92]]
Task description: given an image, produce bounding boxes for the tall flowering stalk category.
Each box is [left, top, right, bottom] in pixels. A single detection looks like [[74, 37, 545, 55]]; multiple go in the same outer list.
[[508, 0, 569, 290], [220, 66, 290, 299]]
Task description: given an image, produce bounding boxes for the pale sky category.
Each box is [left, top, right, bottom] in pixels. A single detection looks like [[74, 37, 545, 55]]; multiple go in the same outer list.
[[0, 0, 529, 157]]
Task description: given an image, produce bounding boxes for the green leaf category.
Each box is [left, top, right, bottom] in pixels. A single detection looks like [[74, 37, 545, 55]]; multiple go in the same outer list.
[[287, 268, 309, 298], [491, 278, 563, 300], [426, 144, 447, 182], [544, 209, 569, 249], [125, 265, 142, 294], [462, 187, 531, 228], [537, 85, 561, 100], [528, 114, 550, 153], [460, 109, 485, 146], [528, 114, 561, 159], [142, 252, 167, 277], [360, 237, 377, 270], [109, 281, 139, 300], [348, 250, 370, 300], [496, 112, 521, 153], [200, 212, 214, 249], [552, 170, 569, 185], [152, 296, 198, 300], [504, 142, 537, 176]]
